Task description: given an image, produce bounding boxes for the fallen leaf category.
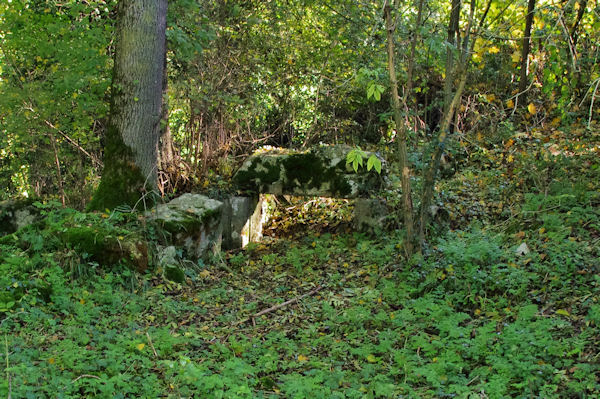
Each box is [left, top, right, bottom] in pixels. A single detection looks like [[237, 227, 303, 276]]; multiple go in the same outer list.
[[515, 242, 530, 256], [199, 270, 211, 278]]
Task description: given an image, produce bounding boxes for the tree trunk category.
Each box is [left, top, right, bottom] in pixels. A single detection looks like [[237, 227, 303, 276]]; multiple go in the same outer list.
[[443, 0, 461, 117], [418, 0, 487, 248], [384, 1, 415, 256], [89, 0, 167, 211], [518, 0, 536, 102]]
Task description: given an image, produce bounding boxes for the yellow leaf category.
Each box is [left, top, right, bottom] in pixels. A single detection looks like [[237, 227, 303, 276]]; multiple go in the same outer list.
[[556, 309, 570, 317], [488, 46, 500, 54], [199, 270, 211, 278], [506, 99, 514, 108], [367, 354, 377, 363], [136, 343, 146, 351], [48, 357, 55, 364], [297, 354, 309, 362], [485, 94, 496, 102], [538, 227, 545, 234], [511, 52, 521, 63], [507, 154, 514, 163], [79, 299, 85, 305], [528, 103, 537, 115]]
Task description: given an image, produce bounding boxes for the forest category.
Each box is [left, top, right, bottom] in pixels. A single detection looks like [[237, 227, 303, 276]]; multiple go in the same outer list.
[[0, 0, 599, 397]]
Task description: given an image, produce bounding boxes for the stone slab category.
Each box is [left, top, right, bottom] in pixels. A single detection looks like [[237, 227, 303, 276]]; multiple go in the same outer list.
[[233, 145, 385, 198]]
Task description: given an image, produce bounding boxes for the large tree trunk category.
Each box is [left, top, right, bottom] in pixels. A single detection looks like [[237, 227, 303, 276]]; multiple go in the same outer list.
[[89, 0, 167, 211]]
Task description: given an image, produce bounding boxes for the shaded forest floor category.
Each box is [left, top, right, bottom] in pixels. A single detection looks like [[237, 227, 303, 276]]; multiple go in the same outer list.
[[1, 129, 600, 398]]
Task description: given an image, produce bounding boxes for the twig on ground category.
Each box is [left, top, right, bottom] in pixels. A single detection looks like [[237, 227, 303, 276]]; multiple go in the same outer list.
[[71, 374, 101, 383], [234, 284, 324, 326], [254, 284, 323, 318], [146, 332, 159, 358]]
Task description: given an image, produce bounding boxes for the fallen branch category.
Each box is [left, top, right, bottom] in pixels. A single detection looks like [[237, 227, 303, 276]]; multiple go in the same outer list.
[[234, 284, 324, 327], [254, 284, 323, 318]]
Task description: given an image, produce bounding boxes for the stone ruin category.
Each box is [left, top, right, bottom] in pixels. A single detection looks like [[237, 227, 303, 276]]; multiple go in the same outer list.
[[151, 145, 388, 261], [0, 146, 388, 276]]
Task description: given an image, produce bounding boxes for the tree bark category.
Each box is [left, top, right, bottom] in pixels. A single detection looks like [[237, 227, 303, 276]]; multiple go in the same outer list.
[[418, 0, 488, 248], [443, 0, 461, 117], [518, 0, 536, 102], [89, 0, 167, 211], [385, 1, 415, 256]]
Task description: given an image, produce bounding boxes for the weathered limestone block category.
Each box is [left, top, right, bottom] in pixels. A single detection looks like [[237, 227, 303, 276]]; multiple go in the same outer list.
[[147, 193, 223, 259], [233, 145, 385, 198], [221, 196, 265, 250], [352, 198, 389, 232], [0, 199, 40, 237]]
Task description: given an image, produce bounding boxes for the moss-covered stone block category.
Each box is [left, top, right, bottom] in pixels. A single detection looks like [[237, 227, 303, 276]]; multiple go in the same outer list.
[[233, 145, 385, 198], [147, 194, 223, 259], [0, 199, 40, 237], [60, 226, 149, 272]]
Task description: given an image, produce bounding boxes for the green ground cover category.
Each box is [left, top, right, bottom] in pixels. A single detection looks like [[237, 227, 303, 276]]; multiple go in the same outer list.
[[1, 142, 599, 398]]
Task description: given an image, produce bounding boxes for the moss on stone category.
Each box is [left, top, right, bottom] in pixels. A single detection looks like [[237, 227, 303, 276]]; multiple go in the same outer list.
[[0, 198, 38, 236], [233, 157, 281, 192], [233, 146, 384, 198], [282, 152, 352, 197], [61, 226, 148, 272], [165, 265, 185, 283]]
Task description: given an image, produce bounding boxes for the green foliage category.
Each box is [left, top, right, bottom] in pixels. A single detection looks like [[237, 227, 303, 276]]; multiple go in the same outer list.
[[346, 149, 382, 174], [1, 179, 599, 398], [0, 0, 115, 203]]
